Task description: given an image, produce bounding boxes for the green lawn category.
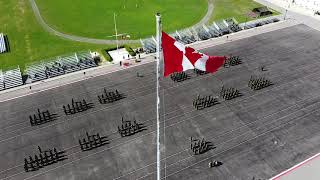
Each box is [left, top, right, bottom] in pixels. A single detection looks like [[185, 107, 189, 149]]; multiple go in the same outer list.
[[0, 0, 279, 71], [35, 0, 208, 39], [210, 0, 280, 23], [0, 0, 116, 70]]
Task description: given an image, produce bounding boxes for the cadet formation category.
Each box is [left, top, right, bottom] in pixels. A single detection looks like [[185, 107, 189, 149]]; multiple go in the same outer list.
[[170, 72, 190, 82], [24, 146, 67, 172], [98, 88, 125, 104], [29, 109, 58, 126], [25, 88, 127, 172], [193, 95, 219, 110], [118, 117, 145, 137], [190, 137, 214, 155], [224, 56, 242, 68], [194, 68, 209, 76], [220, 86, 242, 100], [23, 55, 274, 172], [63, 98, 94, 115], [79, 132, 109, 151], [248, 75, 273, 90]]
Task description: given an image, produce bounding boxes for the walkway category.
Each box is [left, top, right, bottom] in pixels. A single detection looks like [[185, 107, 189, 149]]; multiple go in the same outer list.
[[28, 0, 214, 44]]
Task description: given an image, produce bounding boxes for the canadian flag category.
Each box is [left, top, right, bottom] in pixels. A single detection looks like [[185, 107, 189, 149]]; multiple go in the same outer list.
[[161, 32, 226, 77]]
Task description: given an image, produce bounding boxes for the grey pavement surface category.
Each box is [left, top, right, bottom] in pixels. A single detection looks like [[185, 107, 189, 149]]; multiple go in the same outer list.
[[0, 24, 320, 180], [28, 0, 213, 44]]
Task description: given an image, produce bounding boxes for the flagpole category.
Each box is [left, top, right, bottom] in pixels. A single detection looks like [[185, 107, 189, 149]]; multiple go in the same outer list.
[[155, 12, 162, 180]]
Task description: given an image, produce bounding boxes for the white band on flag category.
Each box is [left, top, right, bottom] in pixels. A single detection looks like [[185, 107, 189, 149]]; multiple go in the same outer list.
[[174, 41, 185, 53], [194, 54, 209, 71], [182, 55, 194, 71]]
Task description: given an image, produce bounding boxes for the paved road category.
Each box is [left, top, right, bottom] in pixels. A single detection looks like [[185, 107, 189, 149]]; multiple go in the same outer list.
[[28, 0, 213, 44], [1, 24, 320, 180]]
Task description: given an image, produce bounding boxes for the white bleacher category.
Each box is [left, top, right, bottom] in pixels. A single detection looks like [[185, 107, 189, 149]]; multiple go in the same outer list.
[[26, 62, 47, 82], [140, 16, 280, 49], [0, 33, 6, 53], [76, 51, 97, 69], [61, 54, 81, 73], [44, 59, 65, 78], [0, 71, 4, 91], [142, 38, 156, 54], [25, 51, 97, 83], [239, 17, 280, 29], [176, 29, 197, 44], [3, 67, 23, 89]]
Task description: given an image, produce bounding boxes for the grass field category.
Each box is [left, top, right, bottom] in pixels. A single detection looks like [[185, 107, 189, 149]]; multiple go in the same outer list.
[[0, 0, 115, 70], [35, 0, 208, 39], [210, 0, 280, 23], [0, 0, 278, 71]]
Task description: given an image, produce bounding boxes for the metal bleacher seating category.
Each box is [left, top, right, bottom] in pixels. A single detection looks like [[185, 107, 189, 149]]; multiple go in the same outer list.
[[241, 17, 280, 30], [60, 54, 81, 74], [205, 24, 222, 38], [174, 30, 197, 44], [0, 67, 23, 90], [224, 18, 242, 32], [26, 62, 47, 82], [141, 38, 156, 54], [77, 52, 97, 69], [0, 33, 6, 53], [196, 27, 212, 40], [26, 51, 97, 83], [215, 21, 231, 35], [139, 16, 281, 53], [0, 71, 4, 91]]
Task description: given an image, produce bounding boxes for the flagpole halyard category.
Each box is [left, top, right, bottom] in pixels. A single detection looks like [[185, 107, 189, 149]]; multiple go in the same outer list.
[[155, 12, 162, 180]]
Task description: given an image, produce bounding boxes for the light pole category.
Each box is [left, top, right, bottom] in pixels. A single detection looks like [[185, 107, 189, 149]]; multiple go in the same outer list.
[[108, 13, 129, 51], [284, 9, 288, 20], [114, 13, 119, 50]]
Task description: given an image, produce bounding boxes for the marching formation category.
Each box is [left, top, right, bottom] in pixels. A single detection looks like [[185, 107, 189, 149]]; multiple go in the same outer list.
[[24, 146, 67, 172], [224, 56, 242, 68], [29, 109, 58, 126], [220, 86, 242, 100], [193, 95, 219, 110], [21, 52, 276, 175], [190, 137, 214, 155], [63, 99, 94, 115], [194, 69, 208, 76], [24, 87, 129, 172], [98, 88, 126, 104], [248, 75, 273, 90], [118, 117, 145, 137], [170, 72, 190, 82], [79, 132, 109, 151]]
